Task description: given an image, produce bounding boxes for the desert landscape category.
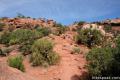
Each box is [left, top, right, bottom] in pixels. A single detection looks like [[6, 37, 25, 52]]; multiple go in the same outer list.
[[0, 16, 120, 80], [0, 0, 120, 80]]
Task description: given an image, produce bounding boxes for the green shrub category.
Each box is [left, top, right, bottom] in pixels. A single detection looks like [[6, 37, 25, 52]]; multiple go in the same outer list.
[[8, 55, 25, 72], [0, 23, 5, 31], [16, 13, 26, 18], [109, 36, 120, 76], [86, 36, 120, 77], [0, 29, 43, 45], [30, 39, 60, 66], [0, 32, 11, 45], [0, 29, 44, 55], [9, 29, 42, 45], [71, 47, 80, 54], [75, 28, 103, 47], [1, 47, 13, 56], [47, 52, 60, 65], [104, 25, 112, 32], [77, 21, 85, 26], [36, 27, 51, 36], [54, 23, 63, 27], [19, 40, 34, 55], [57, 26, 67, 35], [86, 47, 113, 76], [54, 23, 67, 35], [0, 48, 4, 56]]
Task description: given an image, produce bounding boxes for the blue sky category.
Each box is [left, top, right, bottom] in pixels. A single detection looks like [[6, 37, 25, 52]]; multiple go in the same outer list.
[[0, 0, 120, 25]]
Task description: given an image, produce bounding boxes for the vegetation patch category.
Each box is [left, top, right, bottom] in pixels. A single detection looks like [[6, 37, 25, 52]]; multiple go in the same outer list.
[[0, 47, 13, 56], [86, 36, 120, 77], [104, 25, 112, 32], [36, 27, 51, 36], [54, 23, 67, 35], [75, 28, 103, 47], [0, 29, 43, 45], [8, 55, 25, 72], [30, 38, 60, 67], [0, 29, 46, 54], [0, 23, 5, 31], [71, 47, 81, 54]]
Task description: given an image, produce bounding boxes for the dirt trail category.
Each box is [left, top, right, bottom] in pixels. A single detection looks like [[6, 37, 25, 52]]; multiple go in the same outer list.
[[24, 34, 89, 80], [0, 32, 89, 80], [53, 36, 88, 80]]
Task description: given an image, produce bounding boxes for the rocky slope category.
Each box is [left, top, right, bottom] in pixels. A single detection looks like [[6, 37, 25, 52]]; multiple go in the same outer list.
[[0, 18, 120, 80]]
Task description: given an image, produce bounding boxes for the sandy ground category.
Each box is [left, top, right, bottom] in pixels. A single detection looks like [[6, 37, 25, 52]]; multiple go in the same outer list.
[[0, 32, 89, 80], [23, 34, 89, 80]]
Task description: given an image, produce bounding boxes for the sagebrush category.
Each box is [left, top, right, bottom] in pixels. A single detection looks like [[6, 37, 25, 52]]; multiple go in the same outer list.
[[30, 38, 60, 66]]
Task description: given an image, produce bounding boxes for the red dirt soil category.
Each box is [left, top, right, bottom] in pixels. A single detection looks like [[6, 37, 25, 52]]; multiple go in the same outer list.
[[23, 32, 89, 80], [0, 31, 89, 80], [0, 62, 39, 80]]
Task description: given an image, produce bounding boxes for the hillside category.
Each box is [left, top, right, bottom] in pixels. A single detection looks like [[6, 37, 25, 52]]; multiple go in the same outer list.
[[0, 17, 120, 80], [0, 61, 39, 80], [0, 18, 56, 31]]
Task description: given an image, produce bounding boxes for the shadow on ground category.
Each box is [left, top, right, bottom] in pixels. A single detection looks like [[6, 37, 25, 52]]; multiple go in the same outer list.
[[71, 71, 90, 80]]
